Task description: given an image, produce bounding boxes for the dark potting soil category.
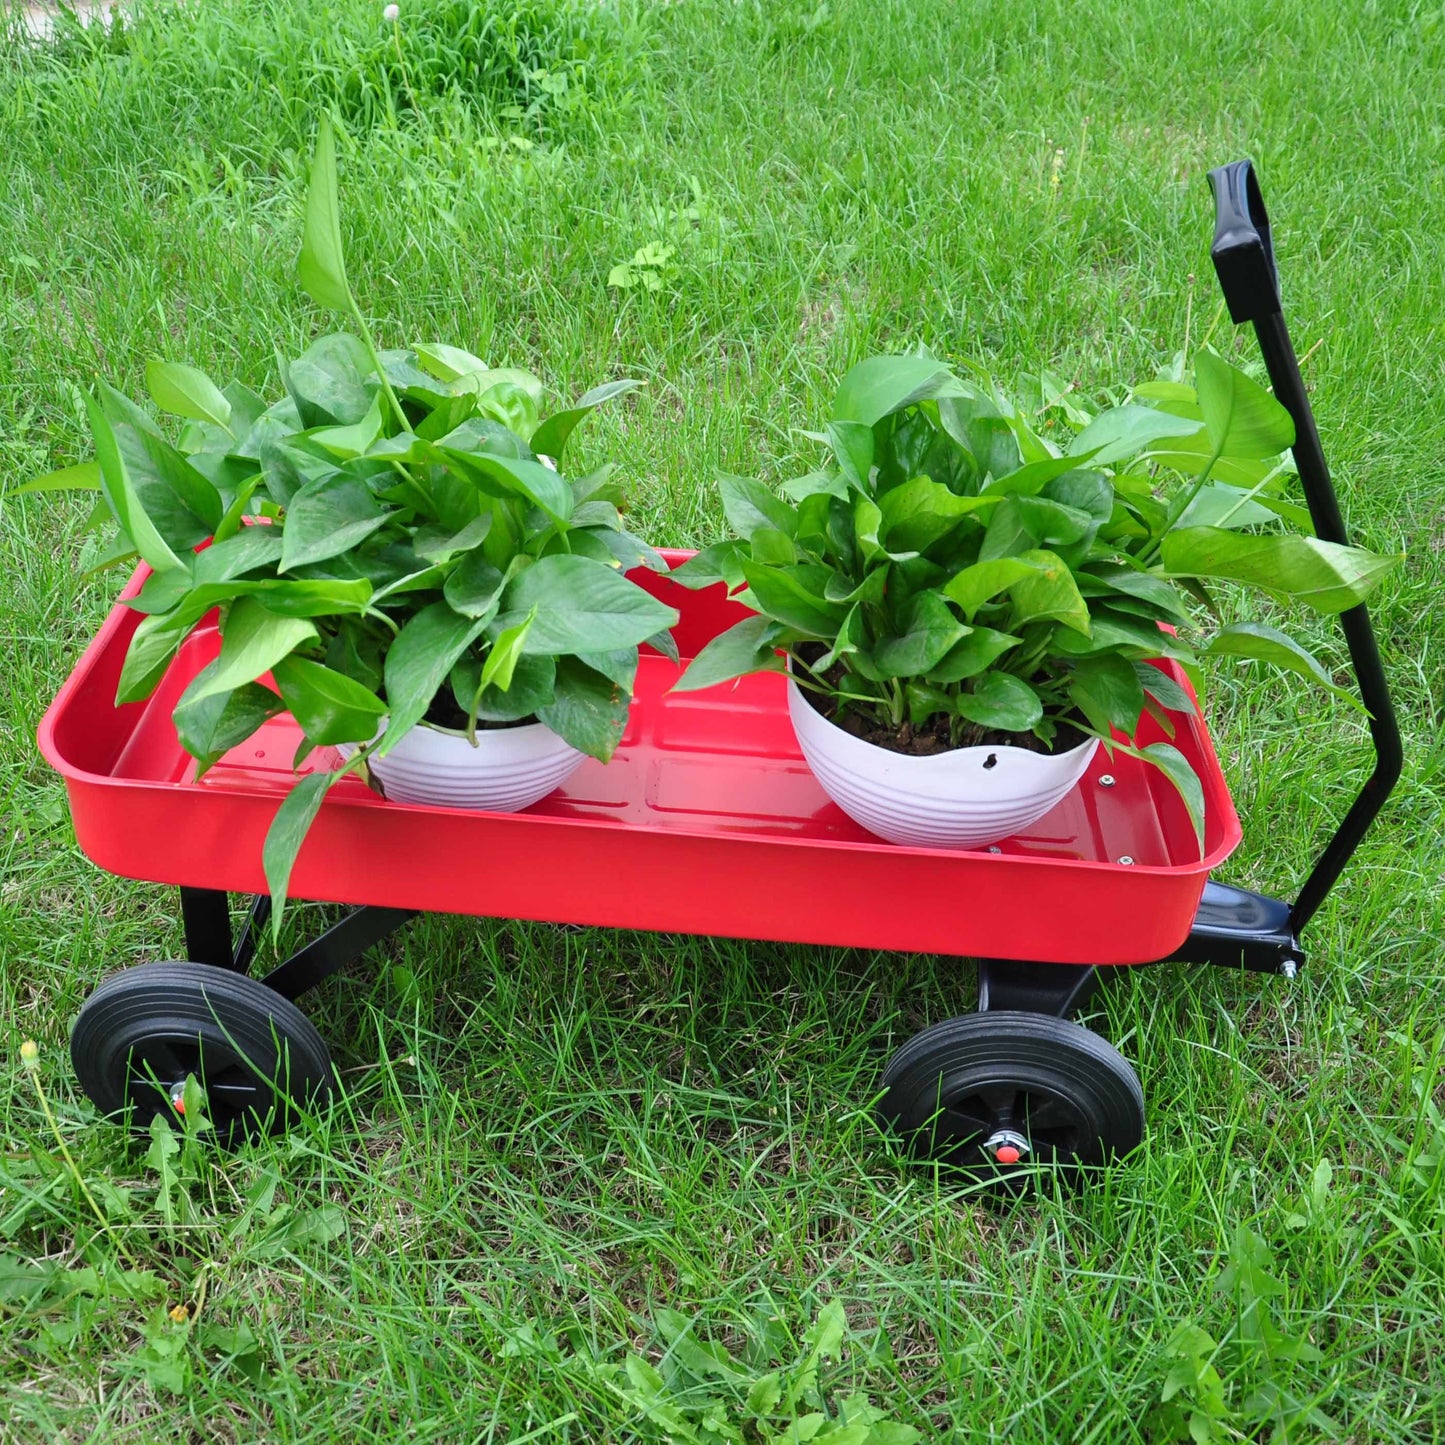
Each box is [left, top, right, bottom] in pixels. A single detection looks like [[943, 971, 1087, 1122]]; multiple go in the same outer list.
[[793, 648, 1090, 759], [422, 692, 537, 733]]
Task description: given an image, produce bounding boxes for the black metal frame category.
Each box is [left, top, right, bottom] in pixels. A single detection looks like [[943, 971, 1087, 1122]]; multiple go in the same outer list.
[[181, 886, 415, 1001], [174, 161, 1397, 1030]]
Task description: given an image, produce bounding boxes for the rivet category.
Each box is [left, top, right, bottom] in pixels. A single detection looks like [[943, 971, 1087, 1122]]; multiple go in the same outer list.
[[1099, 774, 1116, 787], [988, 846, 1002, 854], [1117, 855, 1135, 866]]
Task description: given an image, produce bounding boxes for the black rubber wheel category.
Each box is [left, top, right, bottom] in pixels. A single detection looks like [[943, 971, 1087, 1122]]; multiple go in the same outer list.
[[877, 1011, 1144, 1181], [71, 962, 333, 1147]]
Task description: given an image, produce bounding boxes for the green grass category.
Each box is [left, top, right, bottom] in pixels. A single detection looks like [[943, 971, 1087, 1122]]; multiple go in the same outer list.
[[2, 0, 1444, 1438]]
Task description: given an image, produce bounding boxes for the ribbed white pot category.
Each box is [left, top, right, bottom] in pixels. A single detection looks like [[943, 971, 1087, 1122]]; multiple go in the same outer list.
[[787, 679, 1099, 849], [339, 719, 585, 811]]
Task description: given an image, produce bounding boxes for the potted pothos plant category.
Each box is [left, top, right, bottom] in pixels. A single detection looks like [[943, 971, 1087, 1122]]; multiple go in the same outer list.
[[34, 118, 679, 930], [672, 350, 1399, 848]]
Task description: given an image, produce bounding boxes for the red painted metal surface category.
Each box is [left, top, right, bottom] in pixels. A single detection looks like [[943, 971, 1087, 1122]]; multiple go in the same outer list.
[[38, 552, 1242, 964]]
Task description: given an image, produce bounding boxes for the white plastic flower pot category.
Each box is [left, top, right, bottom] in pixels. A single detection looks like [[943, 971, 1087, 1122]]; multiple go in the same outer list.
[[786, 679, 1099, 849], [339, 719, 585, 811]]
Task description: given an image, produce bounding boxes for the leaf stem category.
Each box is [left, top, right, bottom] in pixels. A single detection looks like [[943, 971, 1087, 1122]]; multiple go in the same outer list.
[[1140, 446, 1222, 567], [1204, 460, 1291, 531], [788, 671, 839, 697], [364, 606, 402, 636], [466, 673, 490, 746], [349, 304, 410, 433]]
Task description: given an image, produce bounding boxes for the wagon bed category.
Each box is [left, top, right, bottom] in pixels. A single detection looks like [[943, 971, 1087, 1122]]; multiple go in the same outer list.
[[40, 555, 1241, 966]]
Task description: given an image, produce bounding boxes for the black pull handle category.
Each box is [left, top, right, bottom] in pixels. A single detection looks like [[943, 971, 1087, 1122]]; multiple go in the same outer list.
[[1199, 157, 1403, 941], [1207, 159, 1281, 324]]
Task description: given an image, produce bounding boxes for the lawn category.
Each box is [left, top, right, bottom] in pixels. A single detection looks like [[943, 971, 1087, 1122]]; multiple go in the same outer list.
[[1, 0, 1443, 1439]]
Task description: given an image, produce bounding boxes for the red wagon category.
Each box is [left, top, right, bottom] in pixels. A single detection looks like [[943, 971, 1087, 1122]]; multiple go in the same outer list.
[[38, 163, 1401, 1177]]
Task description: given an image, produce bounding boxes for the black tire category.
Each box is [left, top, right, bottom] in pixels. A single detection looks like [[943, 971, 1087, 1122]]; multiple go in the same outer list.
[[877, 1011, 1143, 1180], [71, 962, 333, 1147]]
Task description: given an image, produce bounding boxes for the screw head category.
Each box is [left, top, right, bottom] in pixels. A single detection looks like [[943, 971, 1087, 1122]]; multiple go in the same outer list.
[[1117, 855, 1135, 866], [1099, 774, 1116, 787]]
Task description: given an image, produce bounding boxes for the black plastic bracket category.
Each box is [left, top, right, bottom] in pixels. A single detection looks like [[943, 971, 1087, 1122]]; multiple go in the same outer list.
[[1174, 881, 1303, 976], [1207, 159, 1280, 324], [977, 959, 1100, 1018]]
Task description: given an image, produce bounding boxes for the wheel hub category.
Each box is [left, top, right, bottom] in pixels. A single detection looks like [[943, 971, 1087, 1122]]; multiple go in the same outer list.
[[982, 1128, 1030, 1165], [939, 1079, 1088, 1165], [117, 1032, 262, 1133]]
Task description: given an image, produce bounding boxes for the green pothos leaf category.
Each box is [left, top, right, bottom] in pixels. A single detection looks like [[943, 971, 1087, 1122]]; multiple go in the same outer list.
[[955, 673, 1043, 732], [673, 615, 787, 692], [263, 771, 337, 943], [1135, 741, 1205, 849], [535, 656, 630, 761], [173, 664, 285, 774], [298, 115, 353, 315], [1204, 622, 1368, 711]]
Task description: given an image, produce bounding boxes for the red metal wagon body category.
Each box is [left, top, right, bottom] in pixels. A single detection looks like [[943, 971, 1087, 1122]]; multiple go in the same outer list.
[[40, 554, 1242, 968]]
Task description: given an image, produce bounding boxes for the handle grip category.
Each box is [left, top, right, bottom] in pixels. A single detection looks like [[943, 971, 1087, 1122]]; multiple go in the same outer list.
[[1207, 160, 1280, 323]]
